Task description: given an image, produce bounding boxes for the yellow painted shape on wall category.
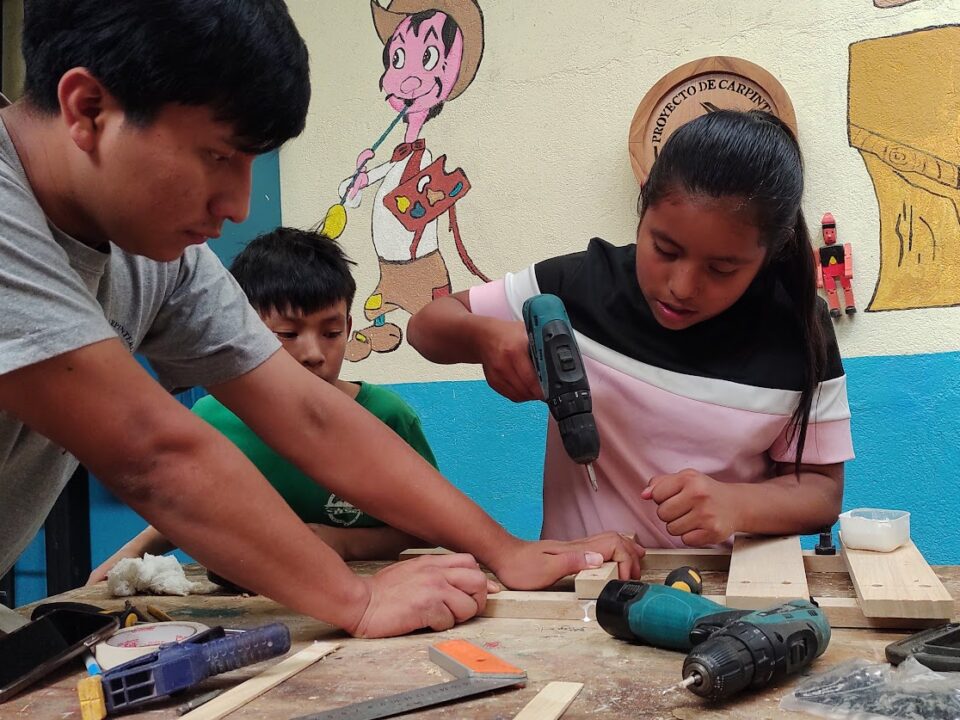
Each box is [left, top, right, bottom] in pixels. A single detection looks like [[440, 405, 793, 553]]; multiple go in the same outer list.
[[364, 293, 384, 312], [396, 196, 410, 213], [849, 26, 960, 311]]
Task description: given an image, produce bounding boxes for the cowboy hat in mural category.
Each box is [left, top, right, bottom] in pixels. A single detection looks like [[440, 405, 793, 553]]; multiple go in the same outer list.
[[370, 0, 484, 102]]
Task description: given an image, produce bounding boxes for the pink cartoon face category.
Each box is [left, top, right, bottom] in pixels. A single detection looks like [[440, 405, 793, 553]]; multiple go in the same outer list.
[[823, 225, 837, 245], [381, 12, 464, 115]]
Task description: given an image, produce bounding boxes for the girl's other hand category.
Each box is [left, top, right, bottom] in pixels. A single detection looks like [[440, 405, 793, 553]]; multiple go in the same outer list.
[[641, 469, 737, 546]]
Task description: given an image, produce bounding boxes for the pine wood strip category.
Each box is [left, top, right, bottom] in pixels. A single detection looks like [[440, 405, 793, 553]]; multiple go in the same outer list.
[[843, 540, 954, 619], [574, 563, 618, 599], [484, 592, 598, 621], [481, 590, 945, 630], [725, 535, 809, 609], [398, 547, 848, 574], [181, 642, 341, 719], [513, 682, 584, 720]]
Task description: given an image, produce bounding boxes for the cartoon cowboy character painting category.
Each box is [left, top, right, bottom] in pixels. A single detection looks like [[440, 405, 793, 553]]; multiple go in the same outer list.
[[340, 0, 487, 362]]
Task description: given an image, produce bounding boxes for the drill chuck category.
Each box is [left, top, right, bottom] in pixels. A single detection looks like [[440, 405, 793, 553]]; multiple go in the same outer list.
[[681, 625, 764, 701], [557, 412, 599, 464]]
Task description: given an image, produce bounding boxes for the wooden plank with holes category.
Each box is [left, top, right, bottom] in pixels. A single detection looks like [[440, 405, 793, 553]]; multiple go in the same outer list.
[[843, 540, 954, 619], [574, 563, 618, 598], [725, 535, 809, 609]]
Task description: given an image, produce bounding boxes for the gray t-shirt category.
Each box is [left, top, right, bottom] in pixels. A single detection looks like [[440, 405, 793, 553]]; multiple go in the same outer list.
[[0, 98, 281, 577]]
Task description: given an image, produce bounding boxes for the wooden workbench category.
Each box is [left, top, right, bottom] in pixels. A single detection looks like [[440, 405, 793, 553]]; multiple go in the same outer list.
[[3, 563, 959, 720]]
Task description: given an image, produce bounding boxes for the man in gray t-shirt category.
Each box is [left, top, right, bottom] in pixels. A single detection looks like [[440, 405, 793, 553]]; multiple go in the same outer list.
[[0, 1, 641, 638]]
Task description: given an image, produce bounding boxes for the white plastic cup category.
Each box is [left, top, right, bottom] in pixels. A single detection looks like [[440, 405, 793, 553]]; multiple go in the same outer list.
[[838, 508, 910, 553]]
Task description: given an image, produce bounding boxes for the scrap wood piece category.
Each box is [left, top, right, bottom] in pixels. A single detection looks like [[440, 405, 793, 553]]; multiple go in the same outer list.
[[574, 563, 618, 599], [181, 641, 341, 719], [513, 681, 584, 720], [725, 535, 809, 609], [843, 540, 953, 620]]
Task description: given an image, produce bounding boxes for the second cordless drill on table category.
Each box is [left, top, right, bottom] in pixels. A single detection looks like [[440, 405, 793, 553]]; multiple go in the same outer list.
[[597, 580, 831, 701]]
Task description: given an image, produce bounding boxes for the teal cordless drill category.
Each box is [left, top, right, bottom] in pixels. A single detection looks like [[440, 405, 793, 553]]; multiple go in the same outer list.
[[597, 581, 831, 701], [522, 294, 600, 491]]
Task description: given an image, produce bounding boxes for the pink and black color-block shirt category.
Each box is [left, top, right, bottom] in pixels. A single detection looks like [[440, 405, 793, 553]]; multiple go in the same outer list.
[[470, 239, 854, 548]]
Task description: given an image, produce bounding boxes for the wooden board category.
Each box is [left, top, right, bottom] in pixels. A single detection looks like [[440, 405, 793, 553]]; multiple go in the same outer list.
[[481, 589, 941, 630], [843, 540, 954, 620], [484, 591, 598, 622], [513, 681, 583, 720], [725, 535, 809, 609], [400, 546, 847, 575], [574, 563, 618, 599]]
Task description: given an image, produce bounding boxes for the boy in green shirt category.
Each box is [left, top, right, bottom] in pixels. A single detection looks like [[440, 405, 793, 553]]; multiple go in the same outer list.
[[90, 228, 431, 580]]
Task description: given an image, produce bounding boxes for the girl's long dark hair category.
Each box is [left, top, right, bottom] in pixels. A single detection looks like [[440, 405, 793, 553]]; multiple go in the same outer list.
[[640, 110, 826, 474]]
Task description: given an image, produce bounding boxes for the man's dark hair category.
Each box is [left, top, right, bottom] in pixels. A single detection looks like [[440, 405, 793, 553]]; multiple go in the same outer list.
[[230, 228, 357, 316], [22, 0, 310, 153]]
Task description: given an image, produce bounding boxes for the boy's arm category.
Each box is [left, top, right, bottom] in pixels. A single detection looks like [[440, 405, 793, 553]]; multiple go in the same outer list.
[[407, 291, 542, 402], [642, 463, 844, 545], [0, 339, 492, 637], [211, 349, 644, 586], [87, 526, 174, 585], [308, 524, 428, 562]]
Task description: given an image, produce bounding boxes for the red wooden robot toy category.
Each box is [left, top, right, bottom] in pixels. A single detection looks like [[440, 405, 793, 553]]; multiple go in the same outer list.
[[814, 212, 856, 319]]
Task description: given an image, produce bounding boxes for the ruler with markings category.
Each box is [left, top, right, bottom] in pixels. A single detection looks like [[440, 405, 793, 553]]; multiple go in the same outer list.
[[292, 640, 527, 720]]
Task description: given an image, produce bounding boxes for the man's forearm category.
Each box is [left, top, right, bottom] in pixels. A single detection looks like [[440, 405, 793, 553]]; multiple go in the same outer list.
[[111, 430, 371, 627], [215, 353, 521, 573]]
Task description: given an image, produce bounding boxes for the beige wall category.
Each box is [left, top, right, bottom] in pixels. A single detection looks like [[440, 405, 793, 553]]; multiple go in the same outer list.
[[2, 0, 24, 100], [283, 0, 960, 384]]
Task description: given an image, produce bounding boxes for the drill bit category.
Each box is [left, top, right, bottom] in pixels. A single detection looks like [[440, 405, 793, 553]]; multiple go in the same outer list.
[[662, 674, 699, 695], [585, 462, 598, 492]]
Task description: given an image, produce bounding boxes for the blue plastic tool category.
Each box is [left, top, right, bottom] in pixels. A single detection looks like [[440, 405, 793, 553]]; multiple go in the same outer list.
[[101, 623, 290, 713]]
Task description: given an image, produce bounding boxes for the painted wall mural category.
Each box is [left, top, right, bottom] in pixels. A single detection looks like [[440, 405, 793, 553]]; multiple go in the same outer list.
[[339, 0, 489, 362], [849, 25, 960, 311]]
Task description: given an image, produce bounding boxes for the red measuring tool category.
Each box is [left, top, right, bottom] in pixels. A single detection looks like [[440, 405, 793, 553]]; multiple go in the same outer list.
[[293, 639, 526, 720]]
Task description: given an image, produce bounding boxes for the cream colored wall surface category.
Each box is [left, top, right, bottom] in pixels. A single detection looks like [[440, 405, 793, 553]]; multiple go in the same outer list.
[[283, 0, 960, 384]]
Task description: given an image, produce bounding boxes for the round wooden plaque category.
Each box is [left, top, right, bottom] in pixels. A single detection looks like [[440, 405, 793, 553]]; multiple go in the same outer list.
[[628, 56, 798, 183]]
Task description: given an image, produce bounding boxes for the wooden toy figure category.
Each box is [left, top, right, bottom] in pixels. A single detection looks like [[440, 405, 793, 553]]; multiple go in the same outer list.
[[814, 212, 856, 318]]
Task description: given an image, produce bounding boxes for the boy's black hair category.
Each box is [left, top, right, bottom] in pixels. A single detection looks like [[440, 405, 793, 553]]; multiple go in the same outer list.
[[379, 9, 459, 123], [230, 228, 357, 316], [640, 110, 827, 476], [22, 0, 310, 154]]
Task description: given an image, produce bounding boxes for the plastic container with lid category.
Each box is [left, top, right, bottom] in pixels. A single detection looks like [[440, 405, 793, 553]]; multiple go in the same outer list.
[[838, 508, 910, 553]]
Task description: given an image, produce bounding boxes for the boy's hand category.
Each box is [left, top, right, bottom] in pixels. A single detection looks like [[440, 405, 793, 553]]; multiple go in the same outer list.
[[641, 469, 737, 546], [490, 534, 644, 588], [478, 319, 542, 402], [348, 554, 498, 638], [86, 549, 138, 585]]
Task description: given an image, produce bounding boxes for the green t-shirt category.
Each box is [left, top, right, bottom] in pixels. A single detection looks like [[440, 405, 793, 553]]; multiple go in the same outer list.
[[191, 382, 438, 527]]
